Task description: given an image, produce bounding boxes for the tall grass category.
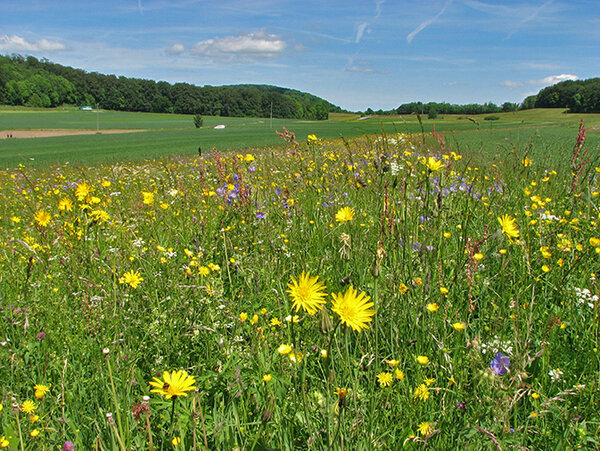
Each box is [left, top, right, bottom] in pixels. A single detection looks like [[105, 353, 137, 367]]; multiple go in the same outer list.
[[0, 126, 599, 449]]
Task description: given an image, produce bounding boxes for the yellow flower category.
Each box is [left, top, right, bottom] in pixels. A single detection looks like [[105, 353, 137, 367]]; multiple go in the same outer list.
[[89, 209, 110, 223], [522, 157, 533, 167], [473, 253, 484, 261], [0, 436, 8, 447], [142, 191, 155, 205], [262, 374, 272, 382], [198, 266, 210, 276], [590, 237, 600, 247], [417, 421, 432, 436], [29, 414, 39, 423], [395, 369, 405, 380], [416, 356, 430, 365], [531, 392, 540, 399], [426, 303, 439, 313], [75, 182, 91, 201], [423, 156, 444, 172], [440, 287, 449, 295], [30, 430, 40, 438], [244, 153, 255, 162], [335, 206, 355, 224], [119, 270, 143, 289], [424, 377, 435, 386], [270, 317, 282, 326], [399, 283, 409, 294], [172, 437, 181, 446], [331, 286, 375, 332], [452, 322, 466, 331], [149, 370, 197, 399], [34, 384, 50, 400], [58, 197, 73, 211], [21, 400, 36, 414], [287, 271, 327, 316], [239, 312, 248, 322], [34, 210, 51, 227], [385, 359, 400, 368], [498, 214, 520, 243], [542, 265, 550, 273], [414, 384, 431, 401], [278, 344, 292, 355], [377, 372, 393, 387], [307, 134, 318, 142], [250, 314, 258, 325]]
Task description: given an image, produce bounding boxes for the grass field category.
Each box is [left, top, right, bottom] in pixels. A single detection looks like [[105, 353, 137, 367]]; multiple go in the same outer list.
[[1, 106, 599, 167], [0, 104, 599, 449]]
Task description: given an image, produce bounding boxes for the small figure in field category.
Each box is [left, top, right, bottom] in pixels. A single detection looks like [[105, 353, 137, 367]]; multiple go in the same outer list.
[[198, 145, 202, 156]]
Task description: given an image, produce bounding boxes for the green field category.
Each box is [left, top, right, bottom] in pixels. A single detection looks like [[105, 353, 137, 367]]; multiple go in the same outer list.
[[1, 106, 599, 167]]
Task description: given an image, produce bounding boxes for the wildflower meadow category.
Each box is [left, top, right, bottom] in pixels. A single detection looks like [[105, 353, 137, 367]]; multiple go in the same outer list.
[[0, 123, 599, 449]]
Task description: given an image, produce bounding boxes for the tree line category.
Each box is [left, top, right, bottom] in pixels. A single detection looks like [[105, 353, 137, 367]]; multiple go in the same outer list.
[[0, 54, 341, 120], [531, 78, 600, 113]]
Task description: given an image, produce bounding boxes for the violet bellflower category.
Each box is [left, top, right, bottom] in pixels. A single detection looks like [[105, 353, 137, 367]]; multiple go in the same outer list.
[[490, 352, 510, 376]]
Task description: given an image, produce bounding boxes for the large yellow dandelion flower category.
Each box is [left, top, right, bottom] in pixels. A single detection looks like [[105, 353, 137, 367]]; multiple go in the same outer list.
[[34, 210, 51, 227], [331, 286, 375, 332], [75, 182, 91, 202], [417, 421, 432, 436], [335, 206, 355, 224], [287, 271, 327, 316], [21, 400, 36, 414], [33, 384, 50, 400], [423, 156, 444, 172], [498, 214, 520, 243], [119, 270, 144, 289], [149, 370, 197, 399]]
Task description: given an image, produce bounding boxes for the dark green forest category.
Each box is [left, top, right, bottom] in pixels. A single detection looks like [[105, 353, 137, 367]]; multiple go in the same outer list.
[[533, 78, 600, 113], [0, 54, 342, 119]]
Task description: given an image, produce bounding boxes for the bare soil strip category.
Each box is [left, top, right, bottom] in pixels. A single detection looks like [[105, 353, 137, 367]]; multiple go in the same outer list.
[[1, 129, 147, 139]]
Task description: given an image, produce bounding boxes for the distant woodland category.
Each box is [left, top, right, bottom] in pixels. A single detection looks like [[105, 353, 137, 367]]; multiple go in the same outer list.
[[0, 54, 341, 119]]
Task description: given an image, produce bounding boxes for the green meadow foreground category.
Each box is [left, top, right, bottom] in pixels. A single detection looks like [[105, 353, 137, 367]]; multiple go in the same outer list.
[[0, 111, 599, 449]]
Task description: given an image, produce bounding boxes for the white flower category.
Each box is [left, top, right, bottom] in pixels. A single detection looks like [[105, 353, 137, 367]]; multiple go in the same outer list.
[[548, 368, 564, 382]]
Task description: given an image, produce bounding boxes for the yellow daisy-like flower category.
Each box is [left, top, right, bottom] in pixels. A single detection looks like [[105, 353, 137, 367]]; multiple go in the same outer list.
[[452, 322, 466, 331], [34, 210, 51, 227], [34, 384, 50, 400], [119, 270, 143, 289], [331, 286, 375, 333], [262, 374, 272, 382], [426, 303, 439, 313], [417, 421, 432, 436], [498, 214, 520, 243], [0, 436, 8, 447], [58, 197, 73, 212], [30, 430, 40, 438], [423, 156, 444, 172], [21, 400, 36, 414], [75, 182, 91, 201], [149, 370, 197, 399], [142, 191, 155, 205], [377, 372, 393, 387], [287, 271, 327, 316], [277, 344, 292, 355], [335, 206, 355, 224], [414, 384, 431, 401], [395, 369, 405, 380]]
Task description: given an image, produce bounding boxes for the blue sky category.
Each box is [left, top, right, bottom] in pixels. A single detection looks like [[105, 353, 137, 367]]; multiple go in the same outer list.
[[1, 0, 598, 111]]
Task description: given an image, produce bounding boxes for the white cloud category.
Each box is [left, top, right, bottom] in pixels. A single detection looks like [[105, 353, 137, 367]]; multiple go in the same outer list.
[[407, 0, 453, 44], [191, 31, 285, 58], [0, 35, 66, 52], [356, 22, 369, 43], [346, 65, 374, 74], [443, 81, 458, 86], [502, 74, 578, 89], [501, 80, 524, 88], [167, 43, 185, 54], [535, 73, 578, 85]]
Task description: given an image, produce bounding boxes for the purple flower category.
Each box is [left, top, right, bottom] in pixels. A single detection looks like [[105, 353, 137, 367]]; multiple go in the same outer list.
[[490, 352, 510, 375], [62, 441, 75, 451], [256, 211, 265, 220], [37, 331, 46, 340]]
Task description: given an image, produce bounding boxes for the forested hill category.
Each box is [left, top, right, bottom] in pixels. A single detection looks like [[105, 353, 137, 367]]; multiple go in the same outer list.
[[0, 54, 343, 120], [532, 78, 600, 113]]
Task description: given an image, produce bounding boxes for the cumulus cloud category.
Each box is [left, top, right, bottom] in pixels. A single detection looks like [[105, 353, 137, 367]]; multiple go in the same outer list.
[[501, 74, 578, 89], [535, 73, 578, 85], [0, 35, 66, 52], [167, 43, 185, 54], [191, 31, 285, 58]]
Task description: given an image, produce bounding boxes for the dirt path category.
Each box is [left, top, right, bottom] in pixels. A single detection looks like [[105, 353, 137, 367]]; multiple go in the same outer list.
[[1, 129, 147, 139]]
